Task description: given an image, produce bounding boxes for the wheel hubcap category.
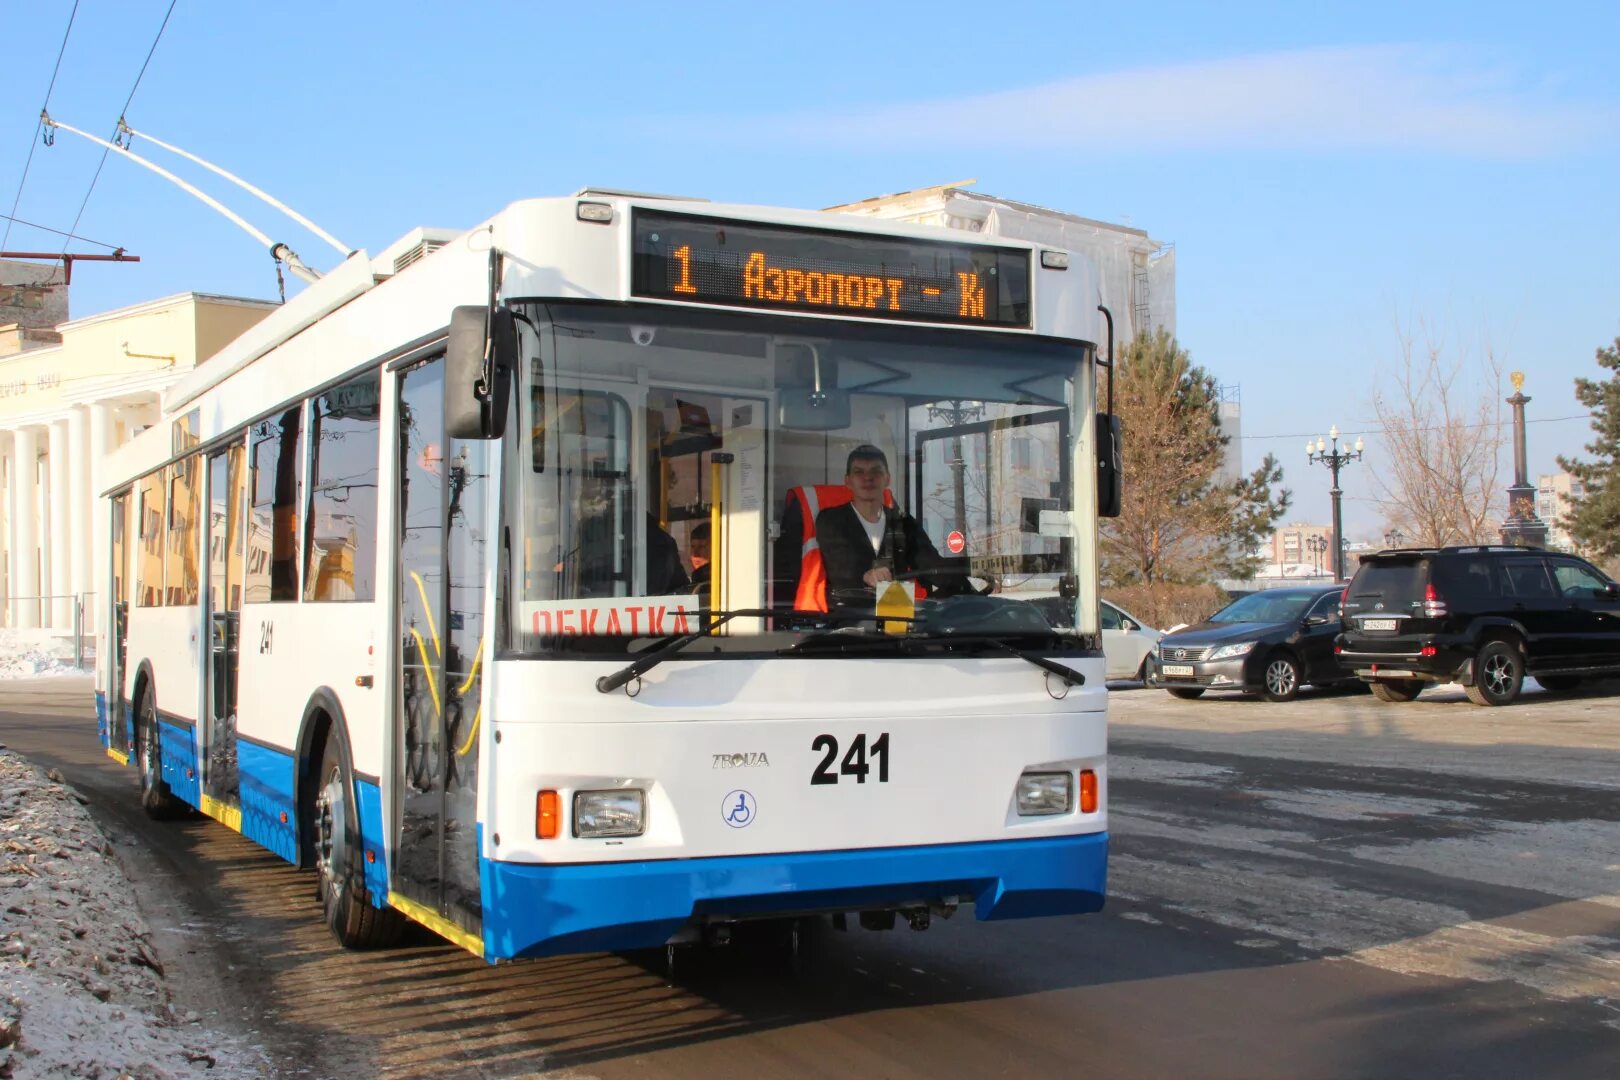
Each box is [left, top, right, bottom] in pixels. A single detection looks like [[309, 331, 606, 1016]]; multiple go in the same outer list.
[[1484, 653, 1514, 696], [315, 771, 343, 886], [1267, 661, 1296, 696]]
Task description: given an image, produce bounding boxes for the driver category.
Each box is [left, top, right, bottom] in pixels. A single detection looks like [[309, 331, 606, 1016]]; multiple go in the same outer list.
[[815, 445, 963, 607]]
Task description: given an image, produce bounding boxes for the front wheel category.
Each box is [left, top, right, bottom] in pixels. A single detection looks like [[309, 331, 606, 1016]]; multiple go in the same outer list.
[[1166, 687, 1205, 700], [1370, 679, 1424, 703], [1260, 654, 1301, 703], [1465, 640, 1524, 707], [136, 690, 183, 820], [314, 738, 403, 949]]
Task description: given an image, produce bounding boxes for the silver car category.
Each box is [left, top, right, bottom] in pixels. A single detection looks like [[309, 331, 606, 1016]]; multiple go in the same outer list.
[[1101, 600, 1162, 681]]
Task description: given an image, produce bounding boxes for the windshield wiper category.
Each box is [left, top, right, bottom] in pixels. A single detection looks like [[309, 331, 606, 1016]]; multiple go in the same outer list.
[[916, 634, 1086, 687], [595, 608, 782, 694]]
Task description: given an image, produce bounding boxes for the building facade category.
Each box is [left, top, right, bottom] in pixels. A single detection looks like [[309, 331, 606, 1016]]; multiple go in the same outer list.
[[1536, 472, 1586, 553], [1, 291, 276, 633]]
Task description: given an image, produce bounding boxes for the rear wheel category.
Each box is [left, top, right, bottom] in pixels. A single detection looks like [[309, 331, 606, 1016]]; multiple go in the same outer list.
[[1166, 687, 1205, 700], [314, 737, 403, 949], [1536, 674, 1581, 692], [1370, 679, 1424, 703], [1260, 654, 1301, 703], [1465, 640, 1524, 707], [136, 689, 183, 819]]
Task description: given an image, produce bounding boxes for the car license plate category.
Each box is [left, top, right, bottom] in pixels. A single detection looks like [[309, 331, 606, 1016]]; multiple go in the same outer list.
[[1363, 618, 1397, 631], [1161, 664, 1195, 676]]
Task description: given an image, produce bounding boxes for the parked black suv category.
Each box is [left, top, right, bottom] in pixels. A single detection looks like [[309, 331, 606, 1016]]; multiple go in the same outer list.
[[1338, 546, 1620, 706]]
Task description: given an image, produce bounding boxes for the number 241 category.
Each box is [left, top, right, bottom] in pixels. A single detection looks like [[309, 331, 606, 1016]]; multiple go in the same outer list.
[[811, 733, 889, 785]]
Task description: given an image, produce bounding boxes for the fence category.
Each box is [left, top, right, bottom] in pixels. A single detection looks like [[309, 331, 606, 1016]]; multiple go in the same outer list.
[[0, 591, 96, 670]]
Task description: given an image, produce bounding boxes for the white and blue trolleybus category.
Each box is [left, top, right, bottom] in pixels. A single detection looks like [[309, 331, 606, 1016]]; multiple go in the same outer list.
[[95, 190, 1120, 961]]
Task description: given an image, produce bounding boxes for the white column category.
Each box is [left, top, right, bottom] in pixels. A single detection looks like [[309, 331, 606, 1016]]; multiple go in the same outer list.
[[67, 407, 92, 640], [48, 420, 71, 628], [13, 427, 39, 629], [88, 403, 114, 636], [0, 437, 10, 626]]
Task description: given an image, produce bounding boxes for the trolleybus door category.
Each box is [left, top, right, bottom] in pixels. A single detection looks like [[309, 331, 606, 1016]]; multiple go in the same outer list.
[[107, 491, 131, 758], [202, 446, 245, 816], [394, 356, 485, 937]]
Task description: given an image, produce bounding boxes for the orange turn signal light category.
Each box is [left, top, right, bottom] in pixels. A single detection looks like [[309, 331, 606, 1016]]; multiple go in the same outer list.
[[1079, 770, 1098, 814], [537, 790, 560, 839]]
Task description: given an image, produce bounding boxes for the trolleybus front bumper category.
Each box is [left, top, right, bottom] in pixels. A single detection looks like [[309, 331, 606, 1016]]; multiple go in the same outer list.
[[482, 832, 1107, 959]]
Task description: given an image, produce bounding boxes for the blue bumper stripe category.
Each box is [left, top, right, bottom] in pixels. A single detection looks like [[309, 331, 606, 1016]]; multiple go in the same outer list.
[[157, 720, 200, 808], [482, 832, 1107, 960], [238, 740, 299, 864]]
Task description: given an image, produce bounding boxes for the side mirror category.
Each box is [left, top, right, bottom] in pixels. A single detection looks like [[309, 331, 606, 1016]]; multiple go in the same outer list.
[[1605, 582, 1620, 598], [447, 305, 516, 440], [1305, 614, 1332, 626], [1097, 413, 1123, 518]]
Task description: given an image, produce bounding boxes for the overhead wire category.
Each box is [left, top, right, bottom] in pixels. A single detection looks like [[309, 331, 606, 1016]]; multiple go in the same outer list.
[[59, 0, 179, 255], [2, 0, 82, 249], [0, 212, 121, 250], [1241, 413, 1594, 441]]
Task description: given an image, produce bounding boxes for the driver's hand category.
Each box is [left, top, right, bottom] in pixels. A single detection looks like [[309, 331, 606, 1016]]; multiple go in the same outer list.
[[863, 566, 893, 587]]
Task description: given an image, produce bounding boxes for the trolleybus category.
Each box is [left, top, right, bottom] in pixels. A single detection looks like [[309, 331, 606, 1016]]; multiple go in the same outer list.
[[95, 190, 1119, 960]]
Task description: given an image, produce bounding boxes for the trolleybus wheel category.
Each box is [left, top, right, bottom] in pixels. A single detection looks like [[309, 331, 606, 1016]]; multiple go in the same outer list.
[[136, 689, 183, 820], [314, 738, 404, 949]]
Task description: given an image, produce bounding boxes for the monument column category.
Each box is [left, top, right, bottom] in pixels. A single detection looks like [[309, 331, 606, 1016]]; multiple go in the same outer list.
[[1499, 371, 1549, 548]]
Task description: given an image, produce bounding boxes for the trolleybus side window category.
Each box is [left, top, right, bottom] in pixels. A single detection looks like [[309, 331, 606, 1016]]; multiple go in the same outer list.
[[247, 406, 304, 603], [136, 471, 165, 607], [305, 372, 382, 602], [166, 453, 202, 606]]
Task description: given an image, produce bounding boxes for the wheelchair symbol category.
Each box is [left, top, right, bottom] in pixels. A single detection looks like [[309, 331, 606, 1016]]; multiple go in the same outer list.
[[722, 789, 757, 828]]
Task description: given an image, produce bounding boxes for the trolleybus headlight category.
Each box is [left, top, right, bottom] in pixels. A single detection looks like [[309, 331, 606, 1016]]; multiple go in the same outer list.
[[573, 790, 646, 838], [1015, 772, 1073, 816]]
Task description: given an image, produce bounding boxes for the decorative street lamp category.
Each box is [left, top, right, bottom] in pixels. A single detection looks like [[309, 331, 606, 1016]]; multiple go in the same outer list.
[[1306, 426, 1363, 582], [1305, 534, 1327, 575], [1384, 527, 1406, 548]]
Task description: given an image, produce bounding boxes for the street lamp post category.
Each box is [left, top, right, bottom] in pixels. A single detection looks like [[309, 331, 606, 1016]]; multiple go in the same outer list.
[[1305, 534, 1326, 576], [1306, 426, 1363, 583], [1383, 527, 1406, 549]]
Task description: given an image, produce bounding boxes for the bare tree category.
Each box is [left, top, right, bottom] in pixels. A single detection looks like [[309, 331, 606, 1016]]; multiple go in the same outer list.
[[1369, 322, 1504, 546]]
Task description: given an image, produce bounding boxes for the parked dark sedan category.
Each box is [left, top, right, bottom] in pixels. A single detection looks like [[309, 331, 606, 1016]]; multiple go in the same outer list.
[[1149, 585, 1354, 702]]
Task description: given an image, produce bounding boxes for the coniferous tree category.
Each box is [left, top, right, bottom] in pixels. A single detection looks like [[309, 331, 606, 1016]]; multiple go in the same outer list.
[[1101, 329, 1290, 585], [1557, 337, 1620, 559]]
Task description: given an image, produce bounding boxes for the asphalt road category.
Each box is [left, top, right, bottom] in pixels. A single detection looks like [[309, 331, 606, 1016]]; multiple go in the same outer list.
[[4, 675, 1618, 1079]]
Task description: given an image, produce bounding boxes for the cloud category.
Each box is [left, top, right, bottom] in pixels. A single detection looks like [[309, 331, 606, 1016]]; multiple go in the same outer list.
[[706, 45, 1614, 159]]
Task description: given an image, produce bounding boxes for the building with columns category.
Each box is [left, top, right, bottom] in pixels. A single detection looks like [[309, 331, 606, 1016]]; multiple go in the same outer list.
[[0, 292, 277, 635]]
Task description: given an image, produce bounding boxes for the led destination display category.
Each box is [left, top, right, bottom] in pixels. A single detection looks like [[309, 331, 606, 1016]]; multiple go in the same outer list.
[[631, 210, 1031, 328]]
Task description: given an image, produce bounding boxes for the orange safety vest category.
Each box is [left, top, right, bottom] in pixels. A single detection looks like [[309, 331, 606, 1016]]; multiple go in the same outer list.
[[789, 484, 910, 612]]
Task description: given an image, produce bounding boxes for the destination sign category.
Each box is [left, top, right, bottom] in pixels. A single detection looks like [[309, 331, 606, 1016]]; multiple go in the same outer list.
[[631, 210, 1031, 328]]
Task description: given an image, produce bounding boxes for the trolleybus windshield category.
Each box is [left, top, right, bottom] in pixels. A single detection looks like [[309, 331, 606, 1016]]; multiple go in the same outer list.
[[505, 302, 1092, 656]]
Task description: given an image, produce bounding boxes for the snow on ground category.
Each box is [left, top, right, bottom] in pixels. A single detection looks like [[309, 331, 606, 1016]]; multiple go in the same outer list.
[[0, 749, 269, 1079], [0, 630, 85, 680]]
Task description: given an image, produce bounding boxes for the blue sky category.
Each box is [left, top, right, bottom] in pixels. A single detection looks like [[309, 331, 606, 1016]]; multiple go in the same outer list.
[[4, 1, 1617, 536]]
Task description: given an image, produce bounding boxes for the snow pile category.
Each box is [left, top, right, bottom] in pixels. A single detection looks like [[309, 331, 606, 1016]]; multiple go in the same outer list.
[[0, 630, 82, 680], [0, 750, 267, 1079]]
